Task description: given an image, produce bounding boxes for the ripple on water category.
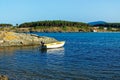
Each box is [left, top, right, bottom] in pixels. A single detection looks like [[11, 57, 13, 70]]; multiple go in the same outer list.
[[0, 32, 120, 80]]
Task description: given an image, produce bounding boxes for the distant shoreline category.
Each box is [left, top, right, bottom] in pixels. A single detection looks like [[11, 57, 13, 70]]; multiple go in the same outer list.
[[0, 20, 120, 32]]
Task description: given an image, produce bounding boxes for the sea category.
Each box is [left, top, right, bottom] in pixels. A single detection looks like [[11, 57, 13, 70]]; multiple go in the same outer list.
[[0, 32, 120, 80]]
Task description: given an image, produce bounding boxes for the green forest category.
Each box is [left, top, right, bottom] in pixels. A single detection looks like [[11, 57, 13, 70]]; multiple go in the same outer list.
[[0, 20, 120, 32], [1, 20, 120, 28], [0, 24, 13, 27], [19, 20, 89, 28]]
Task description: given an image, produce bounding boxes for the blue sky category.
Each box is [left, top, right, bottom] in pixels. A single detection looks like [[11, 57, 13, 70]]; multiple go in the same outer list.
[[0, 0, 120, 25]]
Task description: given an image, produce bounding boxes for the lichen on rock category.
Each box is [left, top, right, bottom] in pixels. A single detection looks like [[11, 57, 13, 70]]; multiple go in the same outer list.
[[0, 31, 57, 47]]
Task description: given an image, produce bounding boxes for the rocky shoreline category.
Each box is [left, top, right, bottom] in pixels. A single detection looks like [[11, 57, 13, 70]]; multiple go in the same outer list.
[[0, 31, 57, 47], [0, 75, 8, 80]]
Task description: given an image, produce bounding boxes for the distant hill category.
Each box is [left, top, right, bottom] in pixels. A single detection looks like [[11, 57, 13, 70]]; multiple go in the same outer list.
[[88, 21, 120, 28], [88, 21, 107, 26]]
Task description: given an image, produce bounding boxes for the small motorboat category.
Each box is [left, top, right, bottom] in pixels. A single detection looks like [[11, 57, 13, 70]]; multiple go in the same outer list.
[[41, 41, 65, 49]]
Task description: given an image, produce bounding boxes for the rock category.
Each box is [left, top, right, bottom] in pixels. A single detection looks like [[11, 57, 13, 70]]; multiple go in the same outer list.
[[0, 31, 57, 47], [0, 75, 8, 80], [0, 40, 4, 43]]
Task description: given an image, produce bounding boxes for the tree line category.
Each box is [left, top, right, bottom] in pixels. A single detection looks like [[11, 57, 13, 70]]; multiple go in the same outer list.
[[19, 20, 89, 28], [1, 21, 120, 29], [0, 24, 13, 27], [93, 23, 120, 28]]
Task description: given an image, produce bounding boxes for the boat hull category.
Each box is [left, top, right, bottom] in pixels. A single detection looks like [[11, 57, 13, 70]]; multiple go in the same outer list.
[[45, 41, 65, 49]]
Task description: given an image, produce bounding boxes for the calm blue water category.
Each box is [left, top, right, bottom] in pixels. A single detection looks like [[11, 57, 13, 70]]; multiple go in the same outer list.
[[0, 32, 120, 80]]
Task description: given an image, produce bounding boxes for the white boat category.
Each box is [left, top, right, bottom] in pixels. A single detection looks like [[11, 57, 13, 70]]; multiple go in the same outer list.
[[43, 41, 65, 49]]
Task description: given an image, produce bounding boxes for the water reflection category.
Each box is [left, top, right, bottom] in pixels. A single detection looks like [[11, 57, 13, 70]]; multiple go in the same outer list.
[[40, 47, 65, 56], [47, 47, 64, 55], [40, 48, 47, 53], [0, 46, 39, 56], [0, 46, 65, 56]]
